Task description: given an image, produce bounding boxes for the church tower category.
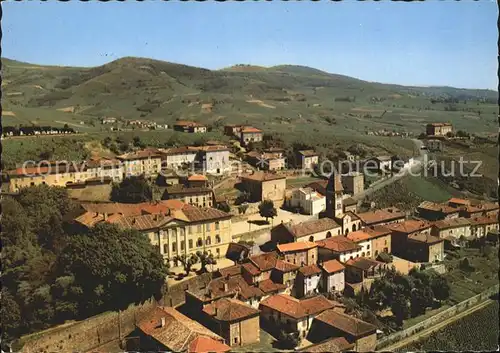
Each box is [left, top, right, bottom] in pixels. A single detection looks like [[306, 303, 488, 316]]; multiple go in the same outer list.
[[326, 171, 344, 218]]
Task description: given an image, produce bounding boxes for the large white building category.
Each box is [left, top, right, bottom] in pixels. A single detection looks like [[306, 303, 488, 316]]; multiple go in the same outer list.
[[288, 187, 326, 215]]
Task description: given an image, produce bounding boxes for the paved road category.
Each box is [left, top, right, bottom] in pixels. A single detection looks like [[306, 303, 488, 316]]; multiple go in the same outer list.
[[352, 139, 429, 201]]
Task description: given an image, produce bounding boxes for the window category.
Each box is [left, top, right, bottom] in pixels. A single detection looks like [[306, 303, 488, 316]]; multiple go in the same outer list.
[[375, 250, 379, 256], [326, 231, 332, 238], [384, 240, 387, 245], [216, 235, 221, 244], [206, 236, 211, 246], [197, 238, 203, 247], [362, 252, 365, 257], [215, 221, 220, 230], [367, 251, 370, 257], [367, 244, 370, 250], [206, 223, 211, 232], [197, 225, 202, 233], [180, 241, 185, 251], [309, 236, 314, 242], [216, 248, 220, 258], [234, 338, 238, 344], [188, 226, 191, 235], [188, 239, 193, 249], [172, 242, 177, 252], [163, 244, 168, 254]]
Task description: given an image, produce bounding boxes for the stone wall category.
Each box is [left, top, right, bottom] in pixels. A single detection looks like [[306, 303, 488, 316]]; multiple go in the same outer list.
[[376, 284, 500, 349], [161, 272, 213, 307]]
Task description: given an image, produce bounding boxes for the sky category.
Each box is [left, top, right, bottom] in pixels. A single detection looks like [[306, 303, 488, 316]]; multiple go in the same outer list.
[[3, 1, 498, 90]]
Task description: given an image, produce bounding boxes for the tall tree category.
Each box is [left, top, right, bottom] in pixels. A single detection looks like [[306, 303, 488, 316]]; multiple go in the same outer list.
[[391, 294, 409, 327], [259, 200, 277, 223], [111, 175, 153, 203], [196, 251, 216, 273]]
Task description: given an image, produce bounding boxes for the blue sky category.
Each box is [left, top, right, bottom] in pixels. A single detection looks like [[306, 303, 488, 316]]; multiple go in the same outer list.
[[3, 1, 498, 89]]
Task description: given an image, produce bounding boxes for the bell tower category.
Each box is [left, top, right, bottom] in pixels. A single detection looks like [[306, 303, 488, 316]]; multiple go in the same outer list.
[[326, 171, 344, 218]]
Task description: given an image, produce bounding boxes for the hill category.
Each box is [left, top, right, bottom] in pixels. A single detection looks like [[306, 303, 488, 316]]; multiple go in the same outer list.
[[1, 56, 497, 137]]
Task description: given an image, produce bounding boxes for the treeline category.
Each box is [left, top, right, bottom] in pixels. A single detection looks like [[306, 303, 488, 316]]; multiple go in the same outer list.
[[1, 185, 167, 350], [2, 125, 77, 137]]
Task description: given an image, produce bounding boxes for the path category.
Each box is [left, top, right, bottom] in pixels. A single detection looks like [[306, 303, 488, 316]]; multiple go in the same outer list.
[[381, 298, 494, 351]]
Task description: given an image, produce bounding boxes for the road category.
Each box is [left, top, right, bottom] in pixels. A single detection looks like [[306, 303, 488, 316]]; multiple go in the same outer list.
[[352, 139, 429, 201], [381, 298, 494, 351]]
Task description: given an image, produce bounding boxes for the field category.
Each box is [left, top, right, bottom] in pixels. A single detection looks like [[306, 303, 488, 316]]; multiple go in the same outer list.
[[398, 300, 499, 352]]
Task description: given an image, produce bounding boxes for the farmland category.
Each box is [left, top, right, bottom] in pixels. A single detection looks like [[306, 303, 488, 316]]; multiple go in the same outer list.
[[398, 300, 499, 352]]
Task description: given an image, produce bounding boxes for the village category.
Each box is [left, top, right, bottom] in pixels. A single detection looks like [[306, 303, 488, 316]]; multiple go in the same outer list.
[[5, 120, 499, 353]]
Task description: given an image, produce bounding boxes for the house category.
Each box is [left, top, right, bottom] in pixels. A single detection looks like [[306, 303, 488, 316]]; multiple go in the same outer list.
[[343, 197, 358, 214], [431, 218, 472, 241], [316, 236, 363, 263], [259, 294, 335, 340], [469, 216, 499, 238], [271, 218, 342, 244], [426, 139, 443, 151], [296, 264, 322, 298], [188, 336, 231, 353], [173, 121, 207, 133], [117, 149, 163, 177], [240, 172, 287, 206], [194, 145, 231, 175], [160, 147, 198, 170], [225, 242, 251, 264], [309, 309, 377, 352], [297, 150, 319, 170], [300, 337, 354, 352], [342, 172, 364, 196], [83, 157, 124, 182], [101, 116, 117, 124], [417, 201, 460, 221], [365, 156, 392, 173], [320, 259, 345, 294], [335, 211, 363, 236], [72, 201, 232, 267], [406, 233, 444, 263], [240, 126, 263, 145], [276, 241, 318, 266], [135, 306, 228, 352], [201, 298, 260, 347], [344, 257, 386, 283], [162, 184, 214, 208], [355, 207, 406, 227], [386, 220, 433, 260], [325, 173, 345, 219], [346, 226, 392, 259], [288, 187, 326, 215], [246, 150, 286, 171], [457, 201, 499, 219], [426, 122, 452, 137]]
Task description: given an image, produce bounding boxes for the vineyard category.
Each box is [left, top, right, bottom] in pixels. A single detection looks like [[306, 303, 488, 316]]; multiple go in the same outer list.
[[398, 299, 499, 351]]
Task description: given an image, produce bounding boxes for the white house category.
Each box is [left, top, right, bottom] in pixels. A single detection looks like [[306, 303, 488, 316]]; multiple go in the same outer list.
[[195, 145, 231, 175], [288, 187, 326, 215], [296, 264, 322, 298], [160, 147, 198, 170], [320, 259, 345, 294]]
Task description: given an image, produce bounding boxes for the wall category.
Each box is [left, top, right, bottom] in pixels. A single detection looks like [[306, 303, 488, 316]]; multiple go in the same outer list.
[[376, 284, 500, 349], [355, 333, 377, 352], [237, 316, 260, 346]]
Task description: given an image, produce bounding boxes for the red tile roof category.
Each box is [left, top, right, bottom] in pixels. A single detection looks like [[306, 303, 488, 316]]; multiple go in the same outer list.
[[248, 252, 279, 271], [277, 241, 317, 253], [417, 201, 460, 215], [241, 262, 261, 276], [274, 259, 300, 273], [408, 232, 443, 244], [447, 198, 471, 206], [386, 220, 432, 234], [241, 127, 262, 133], [345, 257, 383, 270], [257, 279, 287, 294], [188, 336, 231, 353], [202, 298, 259, 322], [260, 294, 334, 319], [302, 337, 355, 352], [298, 150, 319, 157], [432, 218, 471, 230], [315, 309, 377, 338], [321, 259, 345, 274], [188, 174, 208, 182], [281, 218, 341, 239], [204, 275, 263, 301], [316, 236, 361, 253], [298, 264, 322, 277], [469, 215, 499, 226], [346, 226, 391, 243], [218, 265, 242, 278], [241, 172, 286, 182], [355, 208, 406, 225]]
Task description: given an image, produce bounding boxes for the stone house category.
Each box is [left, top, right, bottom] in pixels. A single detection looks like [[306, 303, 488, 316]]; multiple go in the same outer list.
[[406, 232, 444, 263], [309, 309, 377, 352], [160, 147, 198, 170], [343, 197, 358, 214], [272, 218, 342, 244], [288, 187, 326, 215], [195, 145, 231, 175], [173, 120, 207, 133], [316, 236, 363, 263], [240, 172, 287, 207], [297, 150, 319, 170], [342, 172, 364, 196], [246, 151, 285, 171], [259, 294, 335, 340], [296, 264, 322, 298], [320, 259, 345, 294], [344, 257, 386, 283], [346, 226, 392, 259], [458, 202, 499, 219], [116, 149, 163, 177], [431, 218, 472, 241], [386, 220, 432, 259], [355, 207, 406, 227], [426, 122, 452, 137], [162, 175, 214, 208], [240, 127, 263, 145], [469, 216, 499, 238], [201, 298, 260, 347], [300, 337, 354, 352], [417, 201, 460, 221], [276, 241, 318, 267]]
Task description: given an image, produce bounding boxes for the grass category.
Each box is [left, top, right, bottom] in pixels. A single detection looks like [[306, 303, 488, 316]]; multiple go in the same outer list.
[[403, 175, 455, 202], [402, 304, 451, 329]]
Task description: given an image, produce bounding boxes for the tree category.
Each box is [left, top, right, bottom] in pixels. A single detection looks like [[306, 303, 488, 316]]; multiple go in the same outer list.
[[111, 176, 153, 203], [133, 136, 146, 148], [235, 191, 250, 205], [238, 204, 249, 215], [196, 251, 216, 273], [259, 200, 277, 224], [1, 289, 22, 348], [278, 330, 300, 349], [410, 287, 432, 317], [216, 201, 231, 213], [174, 254, 198, 275], [430, 274, 450, 302], [391, 294, 409, 327]]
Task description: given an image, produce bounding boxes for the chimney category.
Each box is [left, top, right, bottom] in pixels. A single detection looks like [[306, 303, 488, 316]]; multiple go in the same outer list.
[[223, 282, 228, 292], [160, 317, 166, 328], [103, 213, 108, 221], [154, 214, 159, 221], [132, 218, 136, 225]]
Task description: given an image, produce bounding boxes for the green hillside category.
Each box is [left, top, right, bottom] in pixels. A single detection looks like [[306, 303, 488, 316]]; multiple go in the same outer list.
[[2, 56, 497, 136]]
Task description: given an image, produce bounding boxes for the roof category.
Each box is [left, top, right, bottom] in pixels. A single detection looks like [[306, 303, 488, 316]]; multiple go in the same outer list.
[[248, 251, 279, 271], [188, 174, 208, 182], [343, 197, 357, 206], [305, 179, 343, 195], [277, 241, 317, 253], [218, 265, 242, 278], [259, 294, 334, 319], [257, 279, 288, 294], [461, 202, 499, 214], [315, 309, 377, 338], [355, 208, 406, 226], [204, 275, 263, 301], [160, 146, 198, 156], [298, 264, 322, 277], [174, 120, 205, 127], [386, 219, 432, 234], [281, 218, 341, 239], [469, 216, 499, 226], [408, 232, 443, 245], [432, 218, 471, 230], [321, 259, 345, 274], [241, 172, 286, 182], [188, 336, 231, 353], [301, 337, 355, 352], [241, 127, 262, 133], [316, 236, 361, 253], [108, 213, 175, 231], [345, 257, 383, 270], [346, 226, 391, 243], [298, 150, 319, 157], [203, 298, 259, 322], [241, 262, 262, 276], [137, 307, 222, 352], [274, 259, 300, 273], [225, 242, 250, 263], [375, 155, 392, 162], [428, 122, 452, 127], [418, 201, 460, 215], [182, 205, 231, 222], [116, 149, 162, 160], [447, 198, 471, 206]]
